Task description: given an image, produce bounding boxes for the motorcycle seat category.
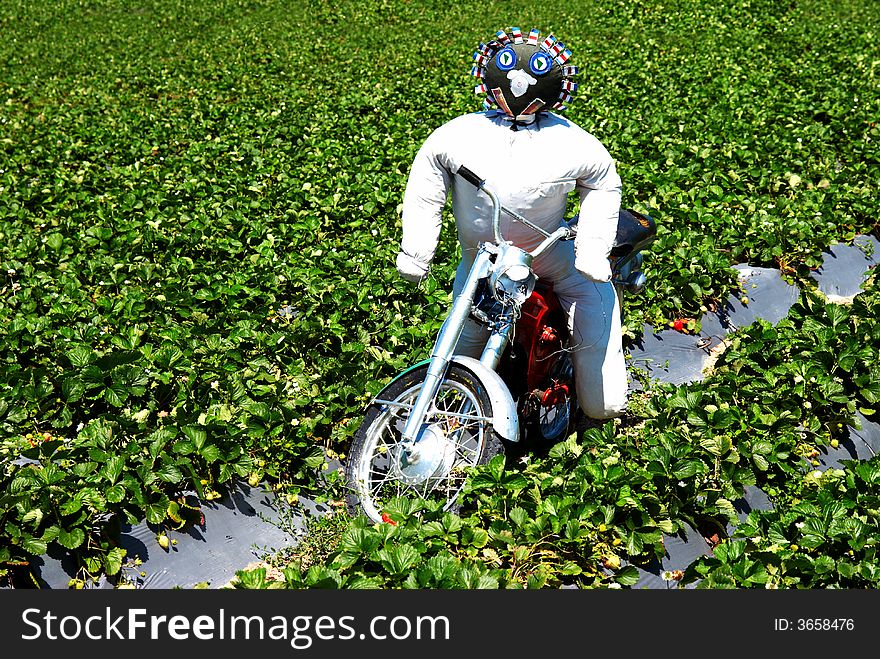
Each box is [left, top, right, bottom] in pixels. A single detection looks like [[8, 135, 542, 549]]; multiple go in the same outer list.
[[610, 209, 657, 259], [565, 209, 657, 260]]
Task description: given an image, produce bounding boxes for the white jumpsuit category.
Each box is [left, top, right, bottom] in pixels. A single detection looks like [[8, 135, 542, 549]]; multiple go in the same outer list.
[[398, 111, 627, 418]]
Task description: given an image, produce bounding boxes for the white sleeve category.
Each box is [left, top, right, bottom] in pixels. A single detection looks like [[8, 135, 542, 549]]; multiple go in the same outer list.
[[574, 137, 622, 263], [399, 127, 452, 266]]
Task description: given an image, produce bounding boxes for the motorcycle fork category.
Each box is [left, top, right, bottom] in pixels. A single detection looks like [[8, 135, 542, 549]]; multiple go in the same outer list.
[[400, 250, 494, 452], [479, 318, 513, 372]]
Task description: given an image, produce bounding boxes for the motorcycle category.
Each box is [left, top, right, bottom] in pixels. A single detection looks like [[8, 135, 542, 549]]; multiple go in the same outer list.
[[345, 166, 656, 523]]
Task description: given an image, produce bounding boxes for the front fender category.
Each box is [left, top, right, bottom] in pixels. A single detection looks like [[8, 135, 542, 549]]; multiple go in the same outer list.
[[451, 355, 520, 443], [389, 356, 520, 443]]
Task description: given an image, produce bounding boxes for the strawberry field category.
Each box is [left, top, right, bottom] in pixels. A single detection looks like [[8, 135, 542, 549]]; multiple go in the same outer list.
[[1, 0, 879, 589]]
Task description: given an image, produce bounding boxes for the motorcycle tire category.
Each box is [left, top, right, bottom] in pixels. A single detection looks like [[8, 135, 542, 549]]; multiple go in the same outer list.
[[532, 388, 575, 443], [345, 363, 505, 524], [520, 352, 576, 446]]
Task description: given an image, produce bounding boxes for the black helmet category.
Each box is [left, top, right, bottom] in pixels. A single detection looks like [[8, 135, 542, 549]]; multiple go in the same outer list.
[[471, 28, 579, 120]]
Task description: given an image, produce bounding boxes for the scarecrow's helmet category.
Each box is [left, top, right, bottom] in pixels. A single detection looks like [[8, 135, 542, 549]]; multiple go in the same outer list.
[[471, 28, 579, 121]]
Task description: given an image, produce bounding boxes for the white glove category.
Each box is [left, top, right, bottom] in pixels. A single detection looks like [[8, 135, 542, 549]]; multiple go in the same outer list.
[[574, 238, 612, 282], [396, 251, 430, 283]]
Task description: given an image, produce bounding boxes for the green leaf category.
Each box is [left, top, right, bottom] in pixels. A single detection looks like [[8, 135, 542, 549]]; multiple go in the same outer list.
[[172, 440, 195, 455], [421, 521, 446, 538], [105, 484, 126, 503], [657, 519, 677, 534], [615, 485, 639, 508], [626, 531, 644, 555], [145, 497, 171, 524], [38, 463, 65, 485], [219, 463, 234, 483], [22, 508, 44, 529], [62, 377, 86, 403], [9, 475, 36, 494], [813, 555, 835, 574], [103, 382, 128, 407], [425, 555, 458, 584], [200, 444, 221, 463], [21, 535, 48, 556], [148, 427, 176, 459], [80, 365, 105, 389], [673, 460, 705, 479], [104, 547, 127, 576], [67, 346, 97, 367], [615, 565, 641, 586], [464, 527, 489, 548], [38, 527, 60, 549], [501, 473, 528, 491], [60, 497, 83, 516], [485, 454, 506, 482], [509, 507, 529, 527], [156, 464, 183, 483], [46, 232, 63, 251], [71, 461, 98, 478], [102, 455, 125, 485], [468, 472, 500, 490], [339, 527, 383, 556], [700, 436, 725, 457], [377, 545, 421, 576], [182, 426, 207, 451], [154, 345, 185, 370], [304, 446, 327, 469], [57, 527, 86, 550], [715, 498, 739, 521]]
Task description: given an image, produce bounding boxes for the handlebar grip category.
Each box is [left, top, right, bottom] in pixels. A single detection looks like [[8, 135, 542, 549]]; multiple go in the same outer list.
[[456, 166, 485, 189]]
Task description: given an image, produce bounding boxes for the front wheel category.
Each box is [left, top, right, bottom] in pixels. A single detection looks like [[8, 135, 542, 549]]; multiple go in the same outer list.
[[345, 363, 505, 523]]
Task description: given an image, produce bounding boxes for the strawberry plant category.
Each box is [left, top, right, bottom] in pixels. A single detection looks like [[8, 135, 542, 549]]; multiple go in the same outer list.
[[682, 460, 880, 588]]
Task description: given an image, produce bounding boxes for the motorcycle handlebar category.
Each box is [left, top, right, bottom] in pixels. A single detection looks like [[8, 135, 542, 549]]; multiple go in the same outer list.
[[456, 166, 575, 248], [456, 166, 485, 189]]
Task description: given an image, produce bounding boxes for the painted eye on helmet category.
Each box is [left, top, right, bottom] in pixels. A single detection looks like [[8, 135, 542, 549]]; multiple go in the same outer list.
[[529, 51, 553, 76], [495, 47, 518, 71]]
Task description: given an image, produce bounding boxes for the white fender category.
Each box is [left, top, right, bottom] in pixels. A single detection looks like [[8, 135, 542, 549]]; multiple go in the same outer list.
[[449, 355, 520, 443]]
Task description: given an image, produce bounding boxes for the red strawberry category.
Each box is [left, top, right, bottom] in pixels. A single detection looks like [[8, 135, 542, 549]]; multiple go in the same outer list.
[[381, 513, 398, 525], [672, 319, 685, 332]]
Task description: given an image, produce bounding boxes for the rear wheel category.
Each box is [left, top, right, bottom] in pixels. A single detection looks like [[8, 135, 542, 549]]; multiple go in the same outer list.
[[521, 353, 575, 444], [536, 383, 574, 441], [345, 363, 505, 523]]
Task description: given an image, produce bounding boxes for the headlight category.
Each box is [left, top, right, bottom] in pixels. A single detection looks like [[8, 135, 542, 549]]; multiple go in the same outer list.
[[489, 243, 536, 305], [492, 263, 535, 305]]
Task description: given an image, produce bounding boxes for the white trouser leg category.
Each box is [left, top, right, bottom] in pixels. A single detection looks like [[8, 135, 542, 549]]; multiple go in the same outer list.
[[554, 272, 628, 419]]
